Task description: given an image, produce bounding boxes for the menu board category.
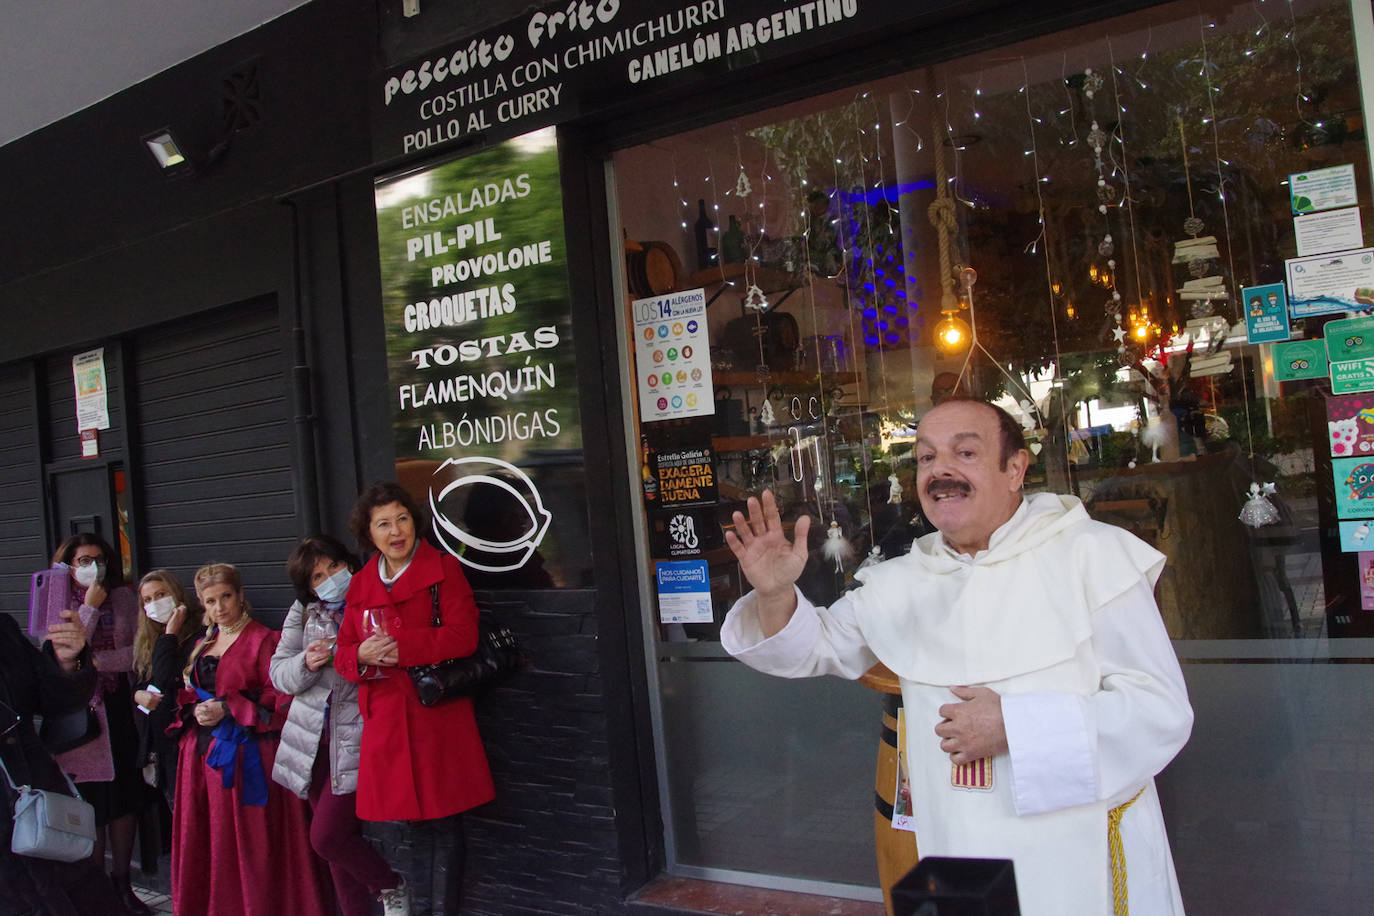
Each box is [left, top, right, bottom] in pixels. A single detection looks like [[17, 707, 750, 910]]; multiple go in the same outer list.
[[374, 127, 585, 582]]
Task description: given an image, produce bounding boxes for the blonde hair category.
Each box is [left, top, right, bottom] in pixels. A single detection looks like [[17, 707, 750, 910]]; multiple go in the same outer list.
[[184, 563, 253, 680], [133, 569, 202, 680]]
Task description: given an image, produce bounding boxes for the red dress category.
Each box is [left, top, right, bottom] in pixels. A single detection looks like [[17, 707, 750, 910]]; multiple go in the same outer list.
[[169, 621, 332, 916], [335, 541, 495, 821]]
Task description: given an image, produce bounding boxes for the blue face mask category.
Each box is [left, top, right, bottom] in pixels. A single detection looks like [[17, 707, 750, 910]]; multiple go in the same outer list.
[[314, 567, 352, 604]]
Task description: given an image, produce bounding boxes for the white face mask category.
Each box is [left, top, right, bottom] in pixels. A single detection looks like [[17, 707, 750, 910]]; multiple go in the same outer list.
[[144, 596, 177, 623], [314, 567, 352, 604], [73, 562, 102, 588]]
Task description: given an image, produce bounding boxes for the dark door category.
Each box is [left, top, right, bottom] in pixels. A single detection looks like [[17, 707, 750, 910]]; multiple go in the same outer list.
[[49, 463, 117, 546]]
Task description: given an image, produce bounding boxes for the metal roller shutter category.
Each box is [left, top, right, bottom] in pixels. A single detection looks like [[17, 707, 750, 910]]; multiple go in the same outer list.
[[0, 363, 45, 629], [132, 299, 298, 625]]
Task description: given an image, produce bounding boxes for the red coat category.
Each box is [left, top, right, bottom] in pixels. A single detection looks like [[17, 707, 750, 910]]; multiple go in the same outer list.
[[335, 540, 495, 821]]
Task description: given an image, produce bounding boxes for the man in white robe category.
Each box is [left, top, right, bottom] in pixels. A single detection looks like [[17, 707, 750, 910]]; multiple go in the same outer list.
[[721, 399, 1192, 915]]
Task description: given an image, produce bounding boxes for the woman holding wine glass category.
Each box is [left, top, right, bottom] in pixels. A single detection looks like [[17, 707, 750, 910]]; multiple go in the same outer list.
[[270, 535, 408, 916], [334, 482, 495, 912]]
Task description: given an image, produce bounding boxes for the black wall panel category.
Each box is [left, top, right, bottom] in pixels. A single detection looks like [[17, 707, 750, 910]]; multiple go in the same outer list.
[[131, 299, 298, 623], [0, 364, 46, 628]]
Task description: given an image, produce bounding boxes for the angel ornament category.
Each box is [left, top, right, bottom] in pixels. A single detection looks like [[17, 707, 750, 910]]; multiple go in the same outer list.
[[823, 521, 854, 573], [1239, 482, 1280, 528], [859, 545, 885, 569], [888, 473, 903, 504]]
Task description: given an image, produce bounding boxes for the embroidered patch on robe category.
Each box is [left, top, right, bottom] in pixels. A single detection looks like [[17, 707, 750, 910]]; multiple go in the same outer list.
[[951, 756, 994, 791]]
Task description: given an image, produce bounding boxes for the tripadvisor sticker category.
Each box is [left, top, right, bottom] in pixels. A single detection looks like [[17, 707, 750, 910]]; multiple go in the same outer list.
[[1273, 339, 1328, 382]]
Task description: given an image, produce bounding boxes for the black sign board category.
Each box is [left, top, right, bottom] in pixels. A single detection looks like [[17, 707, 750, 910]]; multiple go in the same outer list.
[[372, 0, 916, 161]]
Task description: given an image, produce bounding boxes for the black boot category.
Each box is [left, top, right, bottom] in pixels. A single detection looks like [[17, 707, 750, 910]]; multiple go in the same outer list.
[[111, 874, 153, 916]]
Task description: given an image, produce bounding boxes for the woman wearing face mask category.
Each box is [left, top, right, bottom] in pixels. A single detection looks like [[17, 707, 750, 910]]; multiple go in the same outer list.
[[47, 533, 149, 915], [168, 563, 331, 916], [130, 570, 203, 808], [271, 535, 409, 916]]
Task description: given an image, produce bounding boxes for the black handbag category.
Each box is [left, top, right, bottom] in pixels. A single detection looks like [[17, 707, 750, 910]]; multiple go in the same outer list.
[[39, 705, 100, 755], [408, 585, 520, 707]]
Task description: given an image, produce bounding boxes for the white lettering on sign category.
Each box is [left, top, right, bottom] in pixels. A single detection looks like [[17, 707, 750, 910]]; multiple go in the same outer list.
[[399, 176, 533, 229], [404, 285, 519, 332], [384, 36, 517, 105], [409, 327, 561, 369], [398, 360, 558, 410]]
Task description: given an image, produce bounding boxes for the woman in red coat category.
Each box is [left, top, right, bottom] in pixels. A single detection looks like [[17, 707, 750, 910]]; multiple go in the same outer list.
[[168, 563, 332, 916], [335, 482, 495, 908]]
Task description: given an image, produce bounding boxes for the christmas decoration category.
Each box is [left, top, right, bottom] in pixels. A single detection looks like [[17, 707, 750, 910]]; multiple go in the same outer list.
[[1238, 482, 1280, 528], [823, 520, 854, 572]]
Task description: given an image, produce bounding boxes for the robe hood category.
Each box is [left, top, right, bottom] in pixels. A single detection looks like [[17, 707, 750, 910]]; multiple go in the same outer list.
[[848, 492, 1165, 686]]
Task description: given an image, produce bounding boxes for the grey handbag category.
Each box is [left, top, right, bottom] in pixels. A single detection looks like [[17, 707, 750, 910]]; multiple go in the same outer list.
[[0, 705, 96, 864], [1, 755, 95, 862]]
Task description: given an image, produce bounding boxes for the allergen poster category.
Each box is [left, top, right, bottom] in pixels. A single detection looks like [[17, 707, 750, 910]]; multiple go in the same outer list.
[[633, 288, 714, 422], [373, 127, 586, 583]]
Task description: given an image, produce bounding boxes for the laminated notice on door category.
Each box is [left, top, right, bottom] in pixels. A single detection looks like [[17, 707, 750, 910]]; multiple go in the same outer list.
[[655, 560, 713, 624]]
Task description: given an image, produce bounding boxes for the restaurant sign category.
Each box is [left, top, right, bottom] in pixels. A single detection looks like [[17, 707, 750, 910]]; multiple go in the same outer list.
[[372, 0, 913, 160]]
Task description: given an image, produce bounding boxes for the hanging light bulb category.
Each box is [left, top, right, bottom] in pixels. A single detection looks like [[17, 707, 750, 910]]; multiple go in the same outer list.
[[934, 312, 972, 353]]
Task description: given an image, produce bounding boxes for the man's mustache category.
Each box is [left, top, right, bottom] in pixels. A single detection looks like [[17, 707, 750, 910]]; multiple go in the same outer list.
[[925, 478, 971, 498]]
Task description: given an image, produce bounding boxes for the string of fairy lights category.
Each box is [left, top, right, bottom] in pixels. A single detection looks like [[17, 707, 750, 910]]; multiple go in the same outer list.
[[644, 0, 1329, 571]]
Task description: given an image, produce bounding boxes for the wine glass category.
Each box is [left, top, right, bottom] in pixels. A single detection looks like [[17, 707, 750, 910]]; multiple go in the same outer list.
[[359, 608, 388, 678], [304, 613, 338, 653], [360, 608, 387, 638]]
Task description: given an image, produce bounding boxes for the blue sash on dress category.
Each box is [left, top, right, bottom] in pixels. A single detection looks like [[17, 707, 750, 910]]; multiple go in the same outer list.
[[193, 685, 268, 806]]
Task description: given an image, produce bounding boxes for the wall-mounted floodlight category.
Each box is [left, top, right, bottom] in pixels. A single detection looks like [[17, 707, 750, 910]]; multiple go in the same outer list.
[[143, 128, 192, 175]]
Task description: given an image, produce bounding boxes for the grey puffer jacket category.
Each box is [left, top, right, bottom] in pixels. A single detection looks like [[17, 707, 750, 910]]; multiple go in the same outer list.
[[269, 600, 363, 799]]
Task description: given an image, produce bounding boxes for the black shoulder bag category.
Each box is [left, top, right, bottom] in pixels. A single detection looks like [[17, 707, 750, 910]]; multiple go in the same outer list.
[[407, 584, 521, 707]]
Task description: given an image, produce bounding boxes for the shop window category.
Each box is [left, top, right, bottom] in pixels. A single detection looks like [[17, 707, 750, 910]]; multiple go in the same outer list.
[[617, 0, 1374, 895], [621, 0, 1372, 644]]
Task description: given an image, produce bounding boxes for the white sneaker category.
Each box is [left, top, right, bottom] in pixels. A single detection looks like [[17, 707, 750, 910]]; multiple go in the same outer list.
[[379, 879, 412, 916]]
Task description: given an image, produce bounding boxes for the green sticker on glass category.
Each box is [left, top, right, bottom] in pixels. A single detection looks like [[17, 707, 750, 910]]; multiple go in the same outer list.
[[1273, 338, 1328, 382]]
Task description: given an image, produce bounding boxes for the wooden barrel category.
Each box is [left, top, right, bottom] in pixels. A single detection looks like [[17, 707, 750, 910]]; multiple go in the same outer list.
[[625, 240, 682, 296], [864, 665, 919, 915]]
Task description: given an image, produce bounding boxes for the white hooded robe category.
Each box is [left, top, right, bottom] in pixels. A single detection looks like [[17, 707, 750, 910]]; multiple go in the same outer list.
[[722, 493, 1192, 915]]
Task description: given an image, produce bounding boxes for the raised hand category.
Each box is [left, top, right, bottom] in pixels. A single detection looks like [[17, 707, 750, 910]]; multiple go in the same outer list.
[[47, 609, 87, 671], [725, 490, 811, 636], [726, 490, 811, 596], [165, 603, 188, 636]]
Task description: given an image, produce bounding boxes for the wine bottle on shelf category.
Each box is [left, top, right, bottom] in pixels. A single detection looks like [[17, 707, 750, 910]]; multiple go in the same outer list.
[[694, 199, 716, 270]]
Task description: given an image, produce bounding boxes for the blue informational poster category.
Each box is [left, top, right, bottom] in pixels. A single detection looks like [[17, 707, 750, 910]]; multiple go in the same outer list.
[[655, 560, 713, 624], [1241, 283, 1290, 344]]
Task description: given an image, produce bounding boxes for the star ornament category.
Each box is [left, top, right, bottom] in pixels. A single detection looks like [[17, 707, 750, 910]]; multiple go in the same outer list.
[[1112, 325, 1127, 342]]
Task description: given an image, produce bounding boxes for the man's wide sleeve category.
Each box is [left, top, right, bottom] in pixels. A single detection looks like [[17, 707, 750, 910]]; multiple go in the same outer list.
[[1002, 577, 1193, 816], [721, 587, 877, 679]]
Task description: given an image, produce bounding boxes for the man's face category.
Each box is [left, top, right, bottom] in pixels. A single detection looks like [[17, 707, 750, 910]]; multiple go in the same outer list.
[[915, 401, 1029, 555]]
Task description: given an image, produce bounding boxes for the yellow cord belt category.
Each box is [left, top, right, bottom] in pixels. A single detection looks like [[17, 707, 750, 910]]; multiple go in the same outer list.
[[1108, 786, 1147, 916]]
